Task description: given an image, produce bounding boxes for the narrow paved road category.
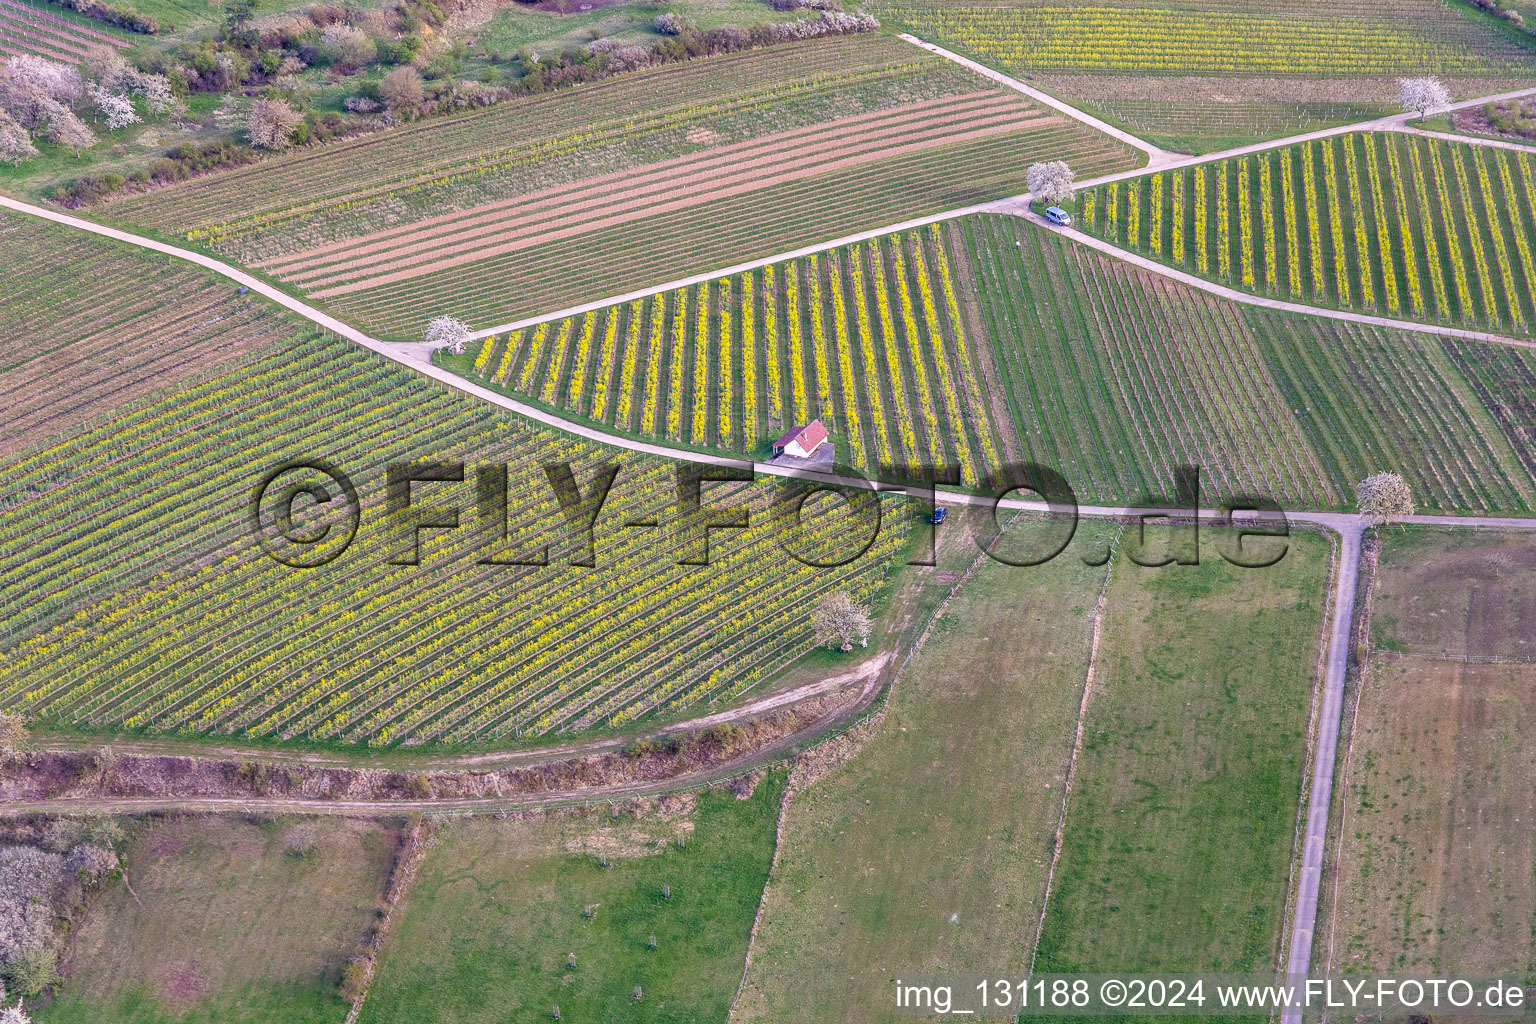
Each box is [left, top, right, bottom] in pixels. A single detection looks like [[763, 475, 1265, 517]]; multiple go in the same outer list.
[[895, 33, 1176, 163], [1397, 123, 1536, 156], [8, 85, 1536, 985], [1284, 522, 1360, 1020]]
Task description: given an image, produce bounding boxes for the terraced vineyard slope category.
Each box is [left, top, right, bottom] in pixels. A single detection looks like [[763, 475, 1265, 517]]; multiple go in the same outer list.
[[446, 225, 1007, 485], [874, 0, 1535, 150], [1078, 134, 1536, 332], [879, 0, 1534, 77], [0, 335, 903, 744], [446, 213, 1536, 514], [956, 214, 1535, 513], [0, 210, 305, 453], [0, 219, 903, 746], [102, 33, 1141, 336]]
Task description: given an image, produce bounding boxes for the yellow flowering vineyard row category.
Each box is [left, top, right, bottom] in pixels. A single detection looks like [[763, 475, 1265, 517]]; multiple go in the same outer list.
[[1082, 134, 1536, 332], [883, 6, 1530, 75], [1, 336, 900, 743], [959, 211, 1536, 514], [456, 229, 1008, 484]]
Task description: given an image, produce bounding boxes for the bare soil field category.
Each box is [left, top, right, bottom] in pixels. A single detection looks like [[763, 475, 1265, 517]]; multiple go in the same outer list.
[[1369, 528, 1536, 660], [1324, 528, 1536, 977], [1326, 658, 1536, 974]]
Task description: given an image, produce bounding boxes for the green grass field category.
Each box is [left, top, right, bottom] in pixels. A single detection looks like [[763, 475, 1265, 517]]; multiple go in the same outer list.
[[37, 816, 396, 1024], [357, 778, 782, 1023], [1079, 135, 1536, 333], [1028, 529, 1329, 995], [735, 518, 1113, 1023]]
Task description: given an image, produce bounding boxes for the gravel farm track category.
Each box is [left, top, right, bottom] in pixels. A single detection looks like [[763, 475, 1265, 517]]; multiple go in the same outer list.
[[5, 35, 1536, 1004]]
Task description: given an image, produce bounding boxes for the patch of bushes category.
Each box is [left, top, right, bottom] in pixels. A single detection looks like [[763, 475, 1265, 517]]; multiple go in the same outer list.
[[1485, 99, 1536, 138], [50, 140, 259, 206], [51, 0, 159, 34], [1463, 0, 1528, 29], [519, 11, 878, 95]]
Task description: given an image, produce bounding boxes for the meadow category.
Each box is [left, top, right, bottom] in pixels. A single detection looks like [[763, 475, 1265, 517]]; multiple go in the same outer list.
[[37, 815, 397, 1024], [1029, 530, 1328, 990], [449, 225, 1008, 485], [1078, 135, 1536, 332], [957, 214, 1536, 514], [735, 519, 1113, 1023], [1323, 529, 1536, 974], [357, 778, 781, 1023], [874, 0, 1535, 77]]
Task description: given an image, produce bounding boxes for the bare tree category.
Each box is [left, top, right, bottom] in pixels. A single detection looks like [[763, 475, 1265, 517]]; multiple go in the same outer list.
[[283, 822, 319, 857], [0, 1001, 32, 1024], [83, 47, 133, 91], [379, 66, 424, 118], [246, 98, 302, 149], [812, 591, 872, 652], [425, 315, 473, 355], [0, 110, 38, 166], [1357, 472, 1414, 527], [1398, 77, 1451, 119]]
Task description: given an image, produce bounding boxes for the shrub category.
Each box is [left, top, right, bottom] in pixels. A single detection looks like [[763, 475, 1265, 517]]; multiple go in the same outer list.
[[5, 946, 57, 998], [322, 25, 376, 71], [379, 66, 424, 116], [340, 957, 370, 1002], [52, 0, 157, 34], [283, 822, 319, 857], [653, 12, 690, 34]]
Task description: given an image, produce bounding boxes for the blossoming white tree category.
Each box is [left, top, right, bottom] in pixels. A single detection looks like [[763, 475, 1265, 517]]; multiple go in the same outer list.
[[246, 98, 302, 149], [812, 591, 873, 652], [1027, 159, 1075, 206], [1398, 76, 1451, 119], [425, 315, 473, 355], [1357, 472, 1414, 527], [86, 84, 140, 132]]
